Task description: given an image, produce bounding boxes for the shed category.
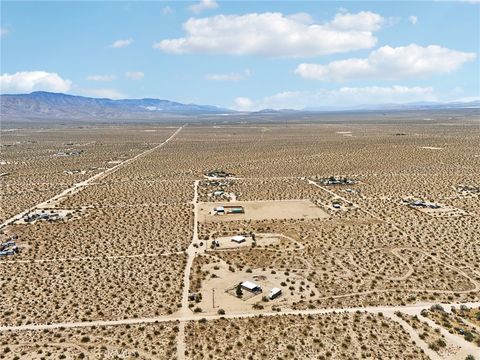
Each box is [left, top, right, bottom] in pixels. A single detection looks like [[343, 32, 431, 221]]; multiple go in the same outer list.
[[231, 235, 246, 243], [214, 206, 225, 214], [241, 281, 262, 293], [269, 287, 282, 300]]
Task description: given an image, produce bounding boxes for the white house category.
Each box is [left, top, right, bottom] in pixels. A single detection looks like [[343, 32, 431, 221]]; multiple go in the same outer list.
[[231, 235, 246, 243]]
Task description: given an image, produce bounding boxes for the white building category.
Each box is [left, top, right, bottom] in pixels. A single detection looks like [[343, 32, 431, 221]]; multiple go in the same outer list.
[[231, 235, 246, 243], [269, 287, 282, 300], [241, 281, 262, 293]]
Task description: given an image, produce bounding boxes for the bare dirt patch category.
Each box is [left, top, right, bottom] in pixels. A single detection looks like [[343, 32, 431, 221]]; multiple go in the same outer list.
[[199, 200, 329, 223]]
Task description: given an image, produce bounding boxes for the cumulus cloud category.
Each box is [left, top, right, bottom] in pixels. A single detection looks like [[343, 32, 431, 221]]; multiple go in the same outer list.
[[189, 0, 218, 14], [408, 15, 418, 24], [328, 11, 384, 31], [0, 71, 72, 93], [205, 69, 251, 81], [154, 11, 383, 57], [125, 71, 144, 80], [86, 74, 116, 81], [233, 86, 437, 111], [109, 38, 133, 48], [295, 44, 476, 81], [78, 88, 125, 99]]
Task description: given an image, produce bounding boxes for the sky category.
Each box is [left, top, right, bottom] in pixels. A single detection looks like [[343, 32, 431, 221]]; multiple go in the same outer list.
[[1, 0, 479, 110]]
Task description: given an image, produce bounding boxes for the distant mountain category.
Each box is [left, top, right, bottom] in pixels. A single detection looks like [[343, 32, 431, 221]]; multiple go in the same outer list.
[[0, 91, 234, 120], [1, 91, 478, 122], [304, 100, 480, 112]]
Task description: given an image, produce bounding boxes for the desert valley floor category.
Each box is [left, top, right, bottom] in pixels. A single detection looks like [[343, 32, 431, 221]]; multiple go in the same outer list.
[[0, 115, 479, 359]]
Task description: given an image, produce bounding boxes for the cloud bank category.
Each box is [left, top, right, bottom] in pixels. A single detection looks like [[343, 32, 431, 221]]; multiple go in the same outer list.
[[0, 71, 72, 93], [295, 44, 476, 81], [154, 11, 383, 57], [234, 86, 437, 111]]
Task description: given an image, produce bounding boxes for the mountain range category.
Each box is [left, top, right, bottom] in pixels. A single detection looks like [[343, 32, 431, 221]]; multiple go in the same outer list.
[[1, 91, 479, 121], [0, 91, 233, 120]]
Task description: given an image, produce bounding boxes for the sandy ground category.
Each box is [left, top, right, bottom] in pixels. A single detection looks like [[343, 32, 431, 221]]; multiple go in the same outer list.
[[415, 205, 468, 217], [2, 121, 480, 359], [198, 200, 329, 223], [207, 232, 302, 250], [192, 260, 319, 315]]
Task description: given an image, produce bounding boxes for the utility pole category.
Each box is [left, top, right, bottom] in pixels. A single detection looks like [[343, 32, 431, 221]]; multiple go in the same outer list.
[[212, 288, 215, 308]]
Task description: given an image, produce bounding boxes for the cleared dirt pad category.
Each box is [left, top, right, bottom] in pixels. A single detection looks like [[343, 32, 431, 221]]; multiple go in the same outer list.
[[198, 200, 329, 222]]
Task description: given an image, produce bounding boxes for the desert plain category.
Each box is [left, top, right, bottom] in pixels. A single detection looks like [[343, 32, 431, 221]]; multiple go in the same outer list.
[[0, 112, 479, 359]]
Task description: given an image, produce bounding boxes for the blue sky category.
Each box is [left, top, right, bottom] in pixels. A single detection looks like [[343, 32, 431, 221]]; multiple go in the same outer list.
[[1, 1, 479, 109]]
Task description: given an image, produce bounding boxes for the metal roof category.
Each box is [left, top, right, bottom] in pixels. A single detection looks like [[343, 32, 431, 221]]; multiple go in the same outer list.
[[241, 281, 259, 290]]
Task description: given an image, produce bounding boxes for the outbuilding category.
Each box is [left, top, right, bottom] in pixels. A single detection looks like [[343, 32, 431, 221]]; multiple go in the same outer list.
[[269, 287, 282, 300], [231, 235, 246, 243], [213, 190, 224, 197], [214, 206, 225, 214], [241, 281, 262, 294]]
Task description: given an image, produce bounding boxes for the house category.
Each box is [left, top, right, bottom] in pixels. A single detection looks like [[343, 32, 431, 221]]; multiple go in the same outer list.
[[269, 288, 282, 300], [241, 281, 262, 294], [231, 235, 246, 243], [213, 190, 225, 197], [332, 204, 341, 209]]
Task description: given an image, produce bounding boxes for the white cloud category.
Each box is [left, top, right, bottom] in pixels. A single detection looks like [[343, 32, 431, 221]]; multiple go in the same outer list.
[[0, 27, 9, 37], [0, 71, 72, 93], [162, 5, 174, 15], [295, 44, 476, 81], [233, 86, 437, 111], [205, 69, 251, 81], [189, 0, 218, 14], [109, 38, 133, 48], [328, 11, 384, 31], [78, 88, 125, 99], [154, 11, 383, 57], [408, 15, 418, 24], [234, 97, 254, 110], [125, 71, 144, 80], [86, 74, 117, 81]]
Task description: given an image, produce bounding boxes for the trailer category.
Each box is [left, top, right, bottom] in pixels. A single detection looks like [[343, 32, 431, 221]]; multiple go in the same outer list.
[[269, 287, 282, 300]]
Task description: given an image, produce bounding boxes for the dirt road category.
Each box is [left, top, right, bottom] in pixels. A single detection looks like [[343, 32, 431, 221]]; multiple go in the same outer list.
[[0, 125, 185, 230], [2, 301, 479, 333]]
